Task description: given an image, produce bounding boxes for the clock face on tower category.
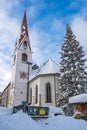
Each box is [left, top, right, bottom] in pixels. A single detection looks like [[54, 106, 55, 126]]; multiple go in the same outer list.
[[20, 71, 28, 79]]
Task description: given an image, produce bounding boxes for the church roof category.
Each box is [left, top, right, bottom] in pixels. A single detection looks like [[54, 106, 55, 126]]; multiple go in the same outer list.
[[30, 58, 59, 81], [17, 9, 31, 51]]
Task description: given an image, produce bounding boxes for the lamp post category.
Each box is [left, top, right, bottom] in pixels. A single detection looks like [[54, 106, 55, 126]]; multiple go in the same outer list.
[[26, 61, 32, 104]]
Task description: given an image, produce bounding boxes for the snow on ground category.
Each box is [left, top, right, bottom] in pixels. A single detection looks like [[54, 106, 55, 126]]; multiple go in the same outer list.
[[0, 106, 87, 130], [0, 107, 12, 116], [39, 107, 87, 130], [0, 107, 43, 130]]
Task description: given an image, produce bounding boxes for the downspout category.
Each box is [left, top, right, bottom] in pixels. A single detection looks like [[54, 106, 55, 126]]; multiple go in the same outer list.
[[54, 74, 57, 107]]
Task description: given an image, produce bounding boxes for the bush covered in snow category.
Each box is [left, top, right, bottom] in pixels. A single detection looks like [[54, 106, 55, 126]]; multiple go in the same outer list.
[[49, 106, 64, 117], [74, 111, 87, 121]]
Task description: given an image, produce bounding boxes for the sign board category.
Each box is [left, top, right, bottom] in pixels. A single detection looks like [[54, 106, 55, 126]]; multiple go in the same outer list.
[[28, 107, 38, 115], [27, 106, 49, 116], [39, 108, 46, 116]]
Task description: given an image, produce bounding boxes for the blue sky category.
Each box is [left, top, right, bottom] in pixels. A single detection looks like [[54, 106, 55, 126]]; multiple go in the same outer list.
[[0, 0, 87, 92]]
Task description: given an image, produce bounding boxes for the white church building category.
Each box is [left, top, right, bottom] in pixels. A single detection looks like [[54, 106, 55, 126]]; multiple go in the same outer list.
[[1, 10, 60, 107]]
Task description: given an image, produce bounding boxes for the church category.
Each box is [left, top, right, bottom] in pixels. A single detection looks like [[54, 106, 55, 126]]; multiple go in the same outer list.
[[1, 10, 60, 107]]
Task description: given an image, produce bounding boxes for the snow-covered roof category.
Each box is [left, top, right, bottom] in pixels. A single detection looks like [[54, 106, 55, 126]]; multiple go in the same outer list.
[[69, 93, 87, 104], [30, 58, 59, 81]]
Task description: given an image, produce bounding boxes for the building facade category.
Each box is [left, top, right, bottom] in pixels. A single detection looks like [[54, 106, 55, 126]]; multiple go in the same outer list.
[[1, 83, 11, 107], [29, 59, 60, 107], [9, 10, 32, 107], [1, 10, 60, 107]]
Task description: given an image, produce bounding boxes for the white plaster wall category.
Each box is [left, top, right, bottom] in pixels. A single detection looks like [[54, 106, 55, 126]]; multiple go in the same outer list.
[[30, 75, 59, 107], [30, 78, 40, 106], [13, 82, 27, 106], [40, 76, 56, 107], [11, 45, 32, 106]]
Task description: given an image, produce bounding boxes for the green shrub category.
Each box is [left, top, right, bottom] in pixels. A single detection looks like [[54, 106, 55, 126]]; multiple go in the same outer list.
[[80, 114, 87, 121]]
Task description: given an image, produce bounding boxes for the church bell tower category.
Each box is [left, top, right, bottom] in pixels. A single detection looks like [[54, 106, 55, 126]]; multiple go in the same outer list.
[[10, 10, 32, 106]]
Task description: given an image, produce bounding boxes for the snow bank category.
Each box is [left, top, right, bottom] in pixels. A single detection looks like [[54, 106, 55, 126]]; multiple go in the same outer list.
[[49, 106, 64, 117], [0, 107, 13, 116], [39, 106, 87, 130], [39, 110, 87, 130], [0, 106, 87, 130], [0, 110, 42, 130]]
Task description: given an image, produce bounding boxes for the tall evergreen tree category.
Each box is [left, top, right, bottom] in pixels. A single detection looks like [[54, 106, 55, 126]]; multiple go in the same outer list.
[[58, 25, 87, 109]]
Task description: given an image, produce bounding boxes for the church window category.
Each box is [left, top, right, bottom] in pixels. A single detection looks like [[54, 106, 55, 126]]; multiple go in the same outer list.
[[13, 55, 16, 65], [20, 91, 23, 94], [22, 53, 28, 62], [35, 85, 38, 104], [30, 88, 32, 104], [45, 83, 52, 103], [23, 41, 27, 49]]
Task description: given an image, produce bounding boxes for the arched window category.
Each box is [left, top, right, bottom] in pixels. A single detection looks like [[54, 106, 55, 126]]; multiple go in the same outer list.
[[23, 41, 27, 49], [35, 85, 38, 104], [13, 55, 16, 65], [30, 88, 32, 104], [45, 83, 51, 103], [22, 53, 28, 62]]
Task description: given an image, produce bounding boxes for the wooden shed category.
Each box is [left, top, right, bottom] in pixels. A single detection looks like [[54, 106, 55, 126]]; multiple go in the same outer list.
[[69, 93, 87, 116]]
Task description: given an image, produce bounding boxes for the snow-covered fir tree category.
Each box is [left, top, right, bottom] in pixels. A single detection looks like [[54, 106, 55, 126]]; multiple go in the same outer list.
[[58, 25, 87, 114]]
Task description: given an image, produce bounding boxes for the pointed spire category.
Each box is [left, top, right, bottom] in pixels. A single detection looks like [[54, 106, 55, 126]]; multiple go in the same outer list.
[[21, 9, 28, 36], [18, 9, 31, 51]]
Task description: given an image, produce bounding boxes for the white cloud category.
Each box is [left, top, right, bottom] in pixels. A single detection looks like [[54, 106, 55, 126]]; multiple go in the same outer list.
[[71, 16, 87, 48], [0, 0, 20, 92], [71, 16, 87, 65], [0, 11, 20, 50], [0, 57, 11, 92], [29, 24, 60, 65], [0, 0, 19, 14], [29, 26, 49, 65], [0, 52, 11, 63], [51, 19, 64, 32]]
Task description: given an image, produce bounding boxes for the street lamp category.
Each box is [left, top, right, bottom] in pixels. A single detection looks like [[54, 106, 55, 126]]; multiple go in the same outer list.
[[26, 61, 32, 104]]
